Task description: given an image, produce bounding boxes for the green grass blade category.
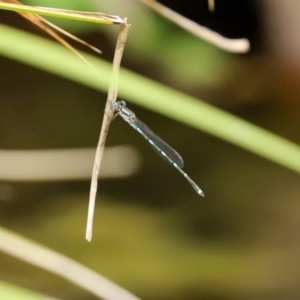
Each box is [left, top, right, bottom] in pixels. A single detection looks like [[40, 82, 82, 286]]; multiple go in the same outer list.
[[0, 23, 300, 174], [0, 2, 124, 24]]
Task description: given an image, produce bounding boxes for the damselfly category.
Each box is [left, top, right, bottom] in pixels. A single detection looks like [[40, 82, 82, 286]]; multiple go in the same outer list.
[[113, 100, 204, 197]]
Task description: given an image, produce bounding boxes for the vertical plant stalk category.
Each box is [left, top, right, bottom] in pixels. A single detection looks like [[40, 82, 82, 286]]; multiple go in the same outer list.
[[86, 21, 131, 242]]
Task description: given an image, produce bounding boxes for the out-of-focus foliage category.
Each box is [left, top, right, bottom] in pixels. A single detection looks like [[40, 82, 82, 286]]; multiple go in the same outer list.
[[1, 1, 300, 300]]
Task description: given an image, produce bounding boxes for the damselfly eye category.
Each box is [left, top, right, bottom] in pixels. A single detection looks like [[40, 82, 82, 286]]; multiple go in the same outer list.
[[118, 100, 126, 109]]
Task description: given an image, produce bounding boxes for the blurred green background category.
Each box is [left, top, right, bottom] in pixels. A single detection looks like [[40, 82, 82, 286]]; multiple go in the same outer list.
[[1, 0, 300, 299]]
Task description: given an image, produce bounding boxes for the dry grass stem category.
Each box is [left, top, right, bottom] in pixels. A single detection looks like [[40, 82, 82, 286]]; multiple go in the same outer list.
[[141, 0, 250, 53], [86, 21, 131, 242]]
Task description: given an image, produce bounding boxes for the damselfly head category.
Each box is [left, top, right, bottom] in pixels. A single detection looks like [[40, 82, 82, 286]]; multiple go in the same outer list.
[[113, 100, 126, 111]]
